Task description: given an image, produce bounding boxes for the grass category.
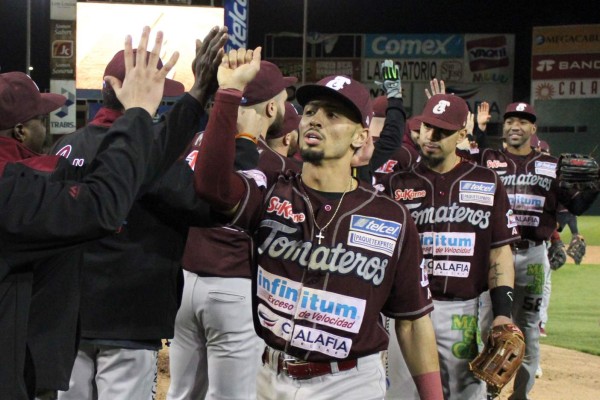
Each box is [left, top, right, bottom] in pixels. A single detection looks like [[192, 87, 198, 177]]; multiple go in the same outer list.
[[542, 262, 600, 356], [540, 215, 600, 355], [574, 216, 600, 245]]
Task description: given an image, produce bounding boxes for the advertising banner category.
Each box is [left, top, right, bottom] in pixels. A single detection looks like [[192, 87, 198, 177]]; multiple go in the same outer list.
[[224, 0, 248, 52], [532, 24, 600, 55], [49, 80, 77, 134], [50, 0, 76, 134], [532, 79, 600, 100], [272, 59, 361, 81], [364, 34, 464, 59], [532, 54, 600, 80]]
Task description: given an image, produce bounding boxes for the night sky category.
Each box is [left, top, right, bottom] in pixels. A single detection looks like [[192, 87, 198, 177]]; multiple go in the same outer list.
[[0, 0, 596, 102]]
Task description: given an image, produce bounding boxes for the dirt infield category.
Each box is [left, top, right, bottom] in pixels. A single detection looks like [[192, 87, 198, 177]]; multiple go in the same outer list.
[[582, 245, 600, 264], [156, 343, 600, 400]]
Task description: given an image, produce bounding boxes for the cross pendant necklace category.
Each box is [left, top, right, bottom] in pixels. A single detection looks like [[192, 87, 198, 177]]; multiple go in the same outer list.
[[303, 176, 353, 245], [315, 230, 325, 245]]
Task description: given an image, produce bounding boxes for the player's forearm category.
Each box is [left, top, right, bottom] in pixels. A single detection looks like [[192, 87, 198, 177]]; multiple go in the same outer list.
[[369, 97, 406, 171], [488, 244, 514, 289], [194, 89, 246, 212], [396, 317, 443, 400]]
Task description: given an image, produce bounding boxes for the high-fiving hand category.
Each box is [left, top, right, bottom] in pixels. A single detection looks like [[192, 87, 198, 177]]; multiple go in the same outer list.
[[104, 26, 180, 117], [217, 47, 262, 92]]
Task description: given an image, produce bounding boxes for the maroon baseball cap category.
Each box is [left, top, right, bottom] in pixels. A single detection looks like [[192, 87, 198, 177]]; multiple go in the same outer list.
[[419, 94, 468, 131], [407, 116, 422, 132], [372, 95, 387, 118], [104, 49, 185, 97], [0, 72, 66, 130], [268, 102, 301, 139], [504, 102, 536, 123], [296, 75, 373, 127], [538, 140, 550, 153], [242, 61, 297, 106], [529, 134, 540, 148]]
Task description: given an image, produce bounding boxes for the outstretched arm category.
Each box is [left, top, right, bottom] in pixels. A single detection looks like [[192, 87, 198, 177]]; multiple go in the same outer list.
[[193, 47, 262, 214]]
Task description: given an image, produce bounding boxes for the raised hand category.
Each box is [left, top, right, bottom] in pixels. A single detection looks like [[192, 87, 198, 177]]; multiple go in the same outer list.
[[465, 111, 475, 135], [105, 26, 179, 116], [190, 26, 229, 108], [376, 59, 402, 99], [477, 101, 491, 131], [218, 47, 262, 92], [424, 78, 446, 99]]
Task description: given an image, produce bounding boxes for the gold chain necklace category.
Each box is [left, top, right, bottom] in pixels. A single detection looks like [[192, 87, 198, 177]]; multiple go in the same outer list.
[[303, 176, 353, 245]]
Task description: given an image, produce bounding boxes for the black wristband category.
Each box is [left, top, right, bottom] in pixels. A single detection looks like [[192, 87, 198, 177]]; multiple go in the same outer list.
[[490, 286, 514, 318]]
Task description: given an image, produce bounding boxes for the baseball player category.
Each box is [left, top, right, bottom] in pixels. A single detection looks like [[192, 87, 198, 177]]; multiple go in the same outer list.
[[192, 48, 443, 400], [383, 94, 519, 400], [167, 61, 299, 400], [266, 101, 302, 158], [459, 101, 592, 399], [0, 27, 183, 400], [53, 28, 228, 400]]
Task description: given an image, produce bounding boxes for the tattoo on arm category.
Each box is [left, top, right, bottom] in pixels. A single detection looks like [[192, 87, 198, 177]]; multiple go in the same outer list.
[[489, 261, 503, 288]]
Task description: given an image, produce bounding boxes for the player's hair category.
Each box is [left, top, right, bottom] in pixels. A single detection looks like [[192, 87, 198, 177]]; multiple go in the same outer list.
[[101, 87, 124, 111]]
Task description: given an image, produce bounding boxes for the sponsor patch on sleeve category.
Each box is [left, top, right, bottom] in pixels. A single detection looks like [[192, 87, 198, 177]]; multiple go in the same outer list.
[[508, 194, 545, 213]]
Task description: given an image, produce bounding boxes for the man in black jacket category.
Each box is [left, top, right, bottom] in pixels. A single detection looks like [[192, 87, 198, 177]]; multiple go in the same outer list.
[[0, 26, 185, 400], [52, 28, 230, 400]]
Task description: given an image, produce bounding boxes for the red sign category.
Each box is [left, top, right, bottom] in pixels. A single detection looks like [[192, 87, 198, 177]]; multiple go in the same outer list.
[[466, 36, 509, 72], [532, 54, 600, 79]]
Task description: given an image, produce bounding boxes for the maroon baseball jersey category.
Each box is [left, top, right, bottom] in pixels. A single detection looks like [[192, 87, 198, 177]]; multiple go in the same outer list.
[[373, 144, 420, 186], [461, 148, 561, 242], [181, 133, 300, 278], [230, 173, 432, 362], [384, 160, 519, 300]]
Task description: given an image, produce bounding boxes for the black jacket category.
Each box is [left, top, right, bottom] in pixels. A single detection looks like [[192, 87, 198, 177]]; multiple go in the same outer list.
[[0, 108, 183, 399]]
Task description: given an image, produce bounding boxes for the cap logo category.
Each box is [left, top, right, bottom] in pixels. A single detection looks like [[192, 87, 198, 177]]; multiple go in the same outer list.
[[325, 76, 351, 91], [432, 100, 451, 115], [516, 103, 527, 111]]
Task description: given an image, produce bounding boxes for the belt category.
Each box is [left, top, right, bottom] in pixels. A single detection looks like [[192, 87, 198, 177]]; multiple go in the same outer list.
[[512, 239, 544, 250], [262, 346, 357, 380]]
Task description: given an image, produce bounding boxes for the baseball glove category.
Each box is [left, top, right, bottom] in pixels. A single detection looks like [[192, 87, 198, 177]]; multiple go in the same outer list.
[[556, 154, 600, 215], [548, 240, 567, 270], [567, 236, 586, 265], [469, 324, 525, 396]]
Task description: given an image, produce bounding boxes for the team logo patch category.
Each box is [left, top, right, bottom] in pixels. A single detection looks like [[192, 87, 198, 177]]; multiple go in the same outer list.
[[486, 160, 507, 169], [375, 159, 398, 173], [267, 196, 306, 223], [508, 194, 545, 213], [459, 180, 495, 206], [425, 259, 471, 278], [394, 188, 426, 201], [349, 215, 402, 240], [514, 214, 540, 227], [535, 161, 557, 178], [185, 150, 198, 170], [420, 232, 475, 256], [55, 144, 72, 158], [347, 231, 396, 257]]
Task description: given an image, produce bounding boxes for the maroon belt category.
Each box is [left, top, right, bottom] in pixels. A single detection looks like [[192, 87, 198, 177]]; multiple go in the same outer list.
[[262, 347, 357, 380]]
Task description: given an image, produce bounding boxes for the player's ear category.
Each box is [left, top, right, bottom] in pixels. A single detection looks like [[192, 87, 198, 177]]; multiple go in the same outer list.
[[265, 99, 276, 119], [12, 124, 25, 142], [351, 126, 369, 149], [531, 123, 537, 135], [457, 128, 467, 142]]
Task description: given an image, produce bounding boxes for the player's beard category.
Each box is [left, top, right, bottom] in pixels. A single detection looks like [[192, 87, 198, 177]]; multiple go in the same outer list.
[[266, 109, 285, 138], [421, 152, 444, 169], [300, 147, 324, 164]]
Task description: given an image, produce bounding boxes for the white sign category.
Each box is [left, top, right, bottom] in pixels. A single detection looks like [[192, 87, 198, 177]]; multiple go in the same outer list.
[[50, 80, 76, 135]]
